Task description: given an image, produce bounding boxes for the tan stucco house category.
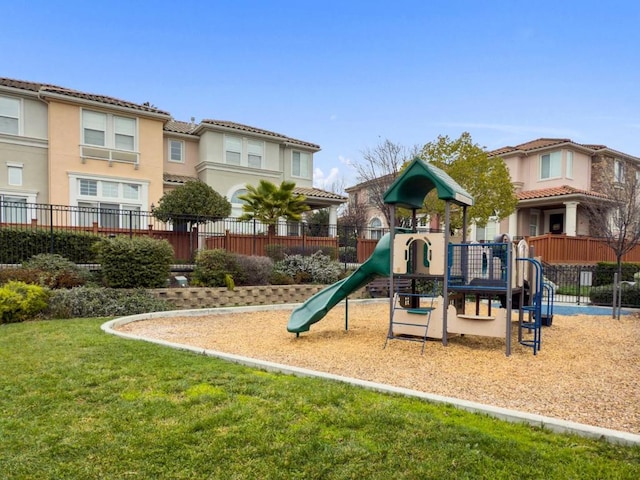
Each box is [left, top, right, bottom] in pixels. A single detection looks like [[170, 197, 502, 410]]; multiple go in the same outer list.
[[0, 76, 345, 231]]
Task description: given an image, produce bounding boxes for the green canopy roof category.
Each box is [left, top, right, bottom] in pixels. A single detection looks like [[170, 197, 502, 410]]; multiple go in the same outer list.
[[383, 157, 474, 209]]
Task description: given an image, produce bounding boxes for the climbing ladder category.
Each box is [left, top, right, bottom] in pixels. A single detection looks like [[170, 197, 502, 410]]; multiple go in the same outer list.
[[384, 283, 438, 354], [516, 258, 545, 354]]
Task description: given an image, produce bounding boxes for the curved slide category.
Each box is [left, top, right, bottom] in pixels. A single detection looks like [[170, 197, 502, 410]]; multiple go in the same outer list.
[[287, 233, 393, 334]]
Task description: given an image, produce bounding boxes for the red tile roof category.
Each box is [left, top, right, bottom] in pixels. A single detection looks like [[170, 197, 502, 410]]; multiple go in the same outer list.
[[517, 185, 608, 201], [488, 138, 607, 157], [200, 119, 320, 149], [163, 174, 199, 184], [294, 186, 347, 201], [0, 77, 170, 116], [164, 120, 198, 134]]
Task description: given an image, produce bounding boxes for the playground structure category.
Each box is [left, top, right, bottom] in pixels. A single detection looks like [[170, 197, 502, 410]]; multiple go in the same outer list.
[[288, 157, 551, 356]]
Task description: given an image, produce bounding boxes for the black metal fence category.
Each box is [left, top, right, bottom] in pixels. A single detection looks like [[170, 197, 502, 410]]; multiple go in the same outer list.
[[0, 200, 388, 265]]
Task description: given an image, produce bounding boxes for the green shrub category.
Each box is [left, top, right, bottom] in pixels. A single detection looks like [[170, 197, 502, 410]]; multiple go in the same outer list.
[[0, 281, 49, 323], [273, 251, 342, 284], [22, 253, 90, 288], [46, 287, 172, 319], [191, 249, 240, 287], [269, 270, 294, 285], [265, 244, 287, 262], [593, 262, 640, 286], [286, 245, 338, 260], [93, 236, 174, 288], [0, 228, 100, 264], [233, 254, 274, 286], [589, 282, 640, 307], [339, 246, 357, 263]]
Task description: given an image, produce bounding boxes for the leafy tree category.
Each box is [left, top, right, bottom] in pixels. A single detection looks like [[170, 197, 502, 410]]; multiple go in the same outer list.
[[153, 181, 231, 230], [582, 161, 640, 317], [420, 132, 517, 233], [307, 208, 330, 237], [353, 139, 420, 227], [238, 180, 309, 236]]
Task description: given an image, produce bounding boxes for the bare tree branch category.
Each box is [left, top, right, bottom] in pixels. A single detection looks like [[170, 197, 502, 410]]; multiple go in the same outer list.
[[353, 139, 420, 226]]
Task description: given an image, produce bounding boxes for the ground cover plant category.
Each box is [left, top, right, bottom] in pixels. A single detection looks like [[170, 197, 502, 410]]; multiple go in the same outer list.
[[1, 319, 639, 479]]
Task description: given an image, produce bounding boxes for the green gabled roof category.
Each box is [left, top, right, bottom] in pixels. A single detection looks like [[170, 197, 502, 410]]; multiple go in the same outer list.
[[383, 157, 474, 209]]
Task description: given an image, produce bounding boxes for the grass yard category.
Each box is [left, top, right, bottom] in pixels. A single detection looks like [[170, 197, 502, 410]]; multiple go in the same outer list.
[[1, 318, 639, 479]]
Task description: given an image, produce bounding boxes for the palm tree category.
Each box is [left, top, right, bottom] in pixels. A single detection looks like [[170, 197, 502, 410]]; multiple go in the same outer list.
[[238, 180, 309, 236]]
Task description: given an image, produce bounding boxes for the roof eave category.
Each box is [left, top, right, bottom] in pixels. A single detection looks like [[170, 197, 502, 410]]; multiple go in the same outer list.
[[39, 91, 172, 120]]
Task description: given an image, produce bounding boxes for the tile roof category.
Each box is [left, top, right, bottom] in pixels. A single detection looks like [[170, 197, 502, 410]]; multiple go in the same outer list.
[[517, 185, 608, 201], [0, 76, 170, 116], [164, 120, 198, 134], [200, 119, 320, 149], [294, 186, 347, 201], [163, 173, 199, 184], [487, 138, 613, 157]]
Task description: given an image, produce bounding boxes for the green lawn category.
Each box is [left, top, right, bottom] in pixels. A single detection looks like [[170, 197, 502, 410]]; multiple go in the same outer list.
[[1, 319, 639, 479]]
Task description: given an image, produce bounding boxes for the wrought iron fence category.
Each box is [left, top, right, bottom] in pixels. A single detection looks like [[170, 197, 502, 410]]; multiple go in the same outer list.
[[0, 200, 389, 266]]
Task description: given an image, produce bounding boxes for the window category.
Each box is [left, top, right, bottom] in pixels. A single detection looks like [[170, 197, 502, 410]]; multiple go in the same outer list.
[[8, 165, 23, 186], [292, 151, 310, 178], [529, 211, 539, 236], [225, 136, 242, 165], [76, 178, 143, 228], [230, 188, 248, 205], [540, 151, 562, 179], [369, 218, 384, 240], [82, 110, 137, 151], [247, 140, 263, 168], [615, 159, 625, 183], [0, 95, 20, 135], [169, 140, 184, 162], [1, 195, 27, 223], [566, 151, 573, 179]]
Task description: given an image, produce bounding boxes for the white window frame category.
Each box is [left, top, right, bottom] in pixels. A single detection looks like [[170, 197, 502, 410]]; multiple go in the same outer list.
[[224, 135, 242, 165], [7, 163, 23, 186], [0, 95, 21, 135], [224, 135, 264, 169], [614, 159, 625, 183], [540, 151, 562, 180], [70, 174, 147, 228], [529, 210, 540, 237], [82, 110, 137, 151], [566, 151, 573, 179], [292, 150, 311, 179], [169, 139, 184, 163], [369, 217, 384, 240]]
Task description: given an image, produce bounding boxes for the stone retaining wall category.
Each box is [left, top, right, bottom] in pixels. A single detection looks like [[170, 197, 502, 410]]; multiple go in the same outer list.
[[151, 284, 370, 310]]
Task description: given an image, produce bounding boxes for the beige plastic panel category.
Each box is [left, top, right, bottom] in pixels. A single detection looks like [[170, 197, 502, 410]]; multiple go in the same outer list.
[[392, 233, 445, 275], [392, 297, 456, 339]]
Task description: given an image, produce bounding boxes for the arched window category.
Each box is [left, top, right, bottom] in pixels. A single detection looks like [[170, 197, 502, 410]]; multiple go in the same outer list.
[[369, 217, 384, 240], [230, 188, 248, 205]]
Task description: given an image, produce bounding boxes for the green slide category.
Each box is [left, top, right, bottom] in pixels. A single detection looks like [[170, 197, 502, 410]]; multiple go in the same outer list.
[[287, 232, 393, 334]]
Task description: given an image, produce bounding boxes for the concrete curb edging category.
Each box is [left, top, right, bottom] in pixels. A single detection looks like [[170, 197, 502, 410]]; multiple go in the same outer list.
[[101, 304, 640, 447]]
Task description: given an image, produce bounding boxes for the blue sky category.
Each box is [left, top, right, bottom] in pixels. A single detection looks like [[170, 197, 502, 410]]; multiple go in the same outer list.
[[3, 0, 640, 190]]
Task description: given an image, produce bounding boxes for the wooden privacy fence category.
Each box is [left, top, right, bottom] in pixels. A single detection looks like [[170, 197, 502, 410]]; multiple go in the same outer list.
[[527, 233, 640, 264], [206, 231, 339, 257]]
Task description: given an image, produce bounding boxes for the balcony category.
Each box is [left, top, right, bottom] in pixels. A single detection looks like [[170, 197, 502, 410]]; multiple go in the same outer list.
[[80, 145, 139, 169]]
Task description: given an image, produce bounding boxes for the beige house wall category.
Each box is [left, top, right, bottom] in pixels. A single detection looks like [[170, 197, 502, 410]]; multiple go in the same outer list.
[[0, 94, 49, 202], [47, 101, 165, 208]]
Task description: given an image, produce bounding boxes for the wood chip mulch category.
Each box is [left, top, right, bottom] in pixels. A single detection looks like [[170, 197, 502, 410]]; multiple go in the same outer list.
[[116, 302, 640, 434]]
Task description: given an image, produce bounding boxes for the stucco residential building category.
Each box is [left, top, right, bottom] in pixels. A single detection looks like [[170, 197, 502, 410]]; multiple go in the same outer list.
[[0, 77, 345, 230], [488, 138, 640, 239]]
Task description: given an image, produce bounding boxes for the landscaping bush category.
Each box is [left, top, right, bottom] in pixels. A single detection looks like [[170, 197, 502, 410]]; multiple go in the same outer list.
[[339, 246, 357, 263], [0, 228, 99, 264], [273, 251, 342, 284], [22, 253, 90, 288], [191, 249, 240, 287], [0, 267, 41, 286], [589, 282, 640, 307], [46, 287, 172, 319], [93, 236, 174, 288], [286, 245, 338, 260], [0, 281, 49, 323], [265, 244, 287, 262], [233, 254, 274, 286], [593, 262, 640, 286]]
